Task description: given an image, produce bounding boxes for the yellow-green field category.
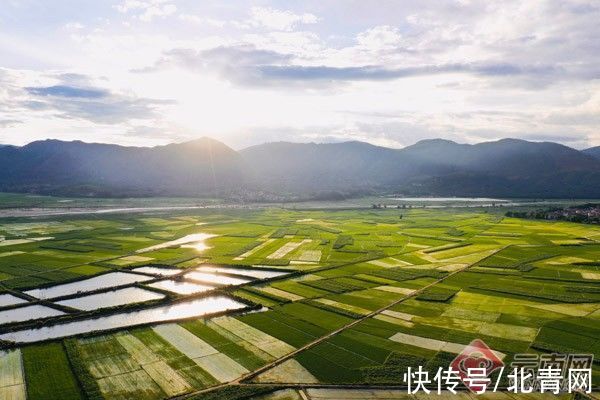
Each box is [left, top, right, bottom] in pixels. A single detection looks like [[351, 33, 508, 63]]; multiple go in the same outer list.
[[0, 206, 599, 399]]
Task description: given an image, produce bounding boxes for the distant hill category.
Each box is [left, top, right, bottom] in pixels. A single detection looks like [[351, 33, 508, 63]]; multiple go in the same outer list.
[[0, 138, 243, 196], [239, 141, 407, 192], [391, 138, 600, 198], [1, 137, 600, 198], [583, 146, 600, 160], [241, 138, 600, 198]]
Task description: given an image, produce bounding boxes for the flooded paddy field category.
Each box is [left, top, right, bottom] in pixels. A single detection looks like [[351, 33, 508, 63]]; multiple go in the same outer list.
[[0, 293, 27, 307], [24, 272, 154, 300], [0, 304, 64, 325], [0, 204, 599, 399], [184, 271, 252, 286], [147, 280, 214, 295], [55, 287, 165, 311], [131, 266, 182, 276], [196, 265, 290, 279], [0, 296, 247, 343]]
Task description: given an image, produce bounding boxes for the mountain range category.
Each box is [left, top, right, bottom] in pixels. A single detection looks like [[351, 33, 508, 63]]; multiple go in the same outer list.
[[583, 146, 600, 160], [1, 137, 599, 199]]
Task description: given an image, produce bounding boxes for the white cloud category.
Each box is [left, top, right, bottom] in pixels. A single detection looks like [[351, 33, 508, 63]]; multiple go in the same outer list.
[[114, 0, 147, 13], [1, 1, 600, 148], [63, 22, 85, 30], [356, 25, 404, 51], [249, 7, 319, 31], [139, 4, 176, 22], [0, 119, 21, 128], [0, 69, 172, 126], [178, 14, 226, 28], [113, 0, 176, 22]]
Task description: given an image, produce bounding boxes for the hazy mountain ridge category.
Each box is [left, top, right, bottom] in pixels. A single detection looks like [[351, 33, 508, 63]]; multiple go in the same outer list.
[[583, 146, 600, 160], [1, 137, 599, 198], [240, 138, 600, 197], [0, 138, 243, 196]]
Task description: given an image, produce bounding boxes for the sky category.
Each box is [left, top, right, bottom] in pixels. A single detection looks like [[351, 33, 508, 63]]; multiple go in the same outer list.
[[0, 0, 599, 149]]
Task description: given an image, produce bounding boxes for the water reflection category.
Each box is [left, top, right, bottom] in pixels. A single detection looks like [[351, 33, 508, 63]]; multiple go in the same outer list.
[[131, 266, 181, 276], [184, 271, 251, 286], [197, 266, 289, 279], [0, 294, 27, 308], [56, 287, 164, 311], [0, 296, 246, 344], [136, 233, 216, 253], [181, 241, 211, 252], [25, 272, 153, 300], [149, 280, 214, 295], [0, 304, 64, 325]]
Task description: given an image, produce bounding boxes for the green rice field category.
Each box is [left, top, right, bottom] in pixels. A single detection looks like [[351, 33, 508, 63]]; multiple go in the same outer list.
[[0, 202, 599, 399]]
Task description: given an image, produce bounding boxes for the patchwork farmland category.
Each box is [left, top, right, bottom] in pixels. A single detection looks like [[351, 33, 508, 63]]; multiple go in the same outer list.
[[0, 205, 599, 399]]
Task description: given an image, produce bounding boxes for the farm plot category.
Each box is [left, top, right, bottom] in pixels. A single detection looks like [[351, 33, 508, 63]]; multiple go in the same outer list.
[[374, 309, 415, 327], [301, 277, 374, 294], [267, 239, 312, 259], [270, 280, 329, 298], [253, 359, 318, 384], [21, 343, 82, 400], [153, 324, 248, 382], [25, 272, 154, 300], [255, 286, 304, 302], [0, 349, 26, 400], [116, 334, 191, 396], [148, 280, 214, 295], [131, 266, 181, 276], [184, 271, 252, 286], [108, 255, 154, 267], [422, 244, 497, 262], [0, 293, 27, 307], [56, 287, 165, 311], [238, 309, 328, 350], [0, 304, 64, 325], [196, 265, 290, 279], [234, 239, 275, 260], [179, 320, 266, 371], [373, 285, 415, 295], [0, 296, 247, 344], [0, 205, 598, 394], [367, 257, 411, 268], [208, 316, 296, 359], [73, 335, 166, 400], [314, 298, 371, 316], [128, 328, 218, 389], [96, 370, 163, 400], [294, 250, 322, 263], [135, 233, 217, 254], [388, 332, 492, 356]]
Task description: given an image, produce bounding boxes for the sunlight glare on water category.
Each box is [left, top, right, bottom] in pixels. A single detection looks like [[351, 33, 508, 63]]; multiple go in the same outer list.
[[149, 280, 215, 295], [181, 241, 212, 252], [185, 271, 251, 286], [197, 266, 289, 279], [136, 233, 217, 253], [0, 296, 246, 344]]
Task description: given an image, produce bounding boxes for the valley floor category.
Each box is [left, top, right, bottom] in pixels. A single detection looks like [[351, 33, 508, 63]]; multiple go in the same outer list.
[[0, 205, 598, 399]]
